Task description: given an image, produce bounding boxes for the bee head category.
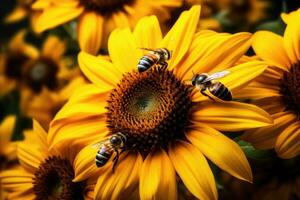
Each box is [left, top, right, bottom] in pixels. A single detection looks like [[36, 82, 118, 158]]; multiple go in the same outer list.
[[110, 135, 122, 145], [191, 74, 199, 86], [160, 48, 171, 60], [197, 74, 207, 83]]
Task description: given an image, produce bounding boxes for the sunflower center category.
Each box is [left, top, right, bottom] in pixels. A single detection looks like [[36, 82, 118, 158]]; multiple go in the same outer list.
[[24, 57, 58, 93], [4, 53, 29, 79], [106, 67, 193, 157], [280, 62, 300, 118], [33, 156, 85, 200], [80, 0, 135, 15]]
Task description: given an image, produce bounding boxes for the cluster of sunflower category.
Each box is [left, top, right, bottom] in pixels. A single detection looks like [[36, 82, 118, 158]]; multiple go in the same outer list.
[[0, 0, 300, 199]]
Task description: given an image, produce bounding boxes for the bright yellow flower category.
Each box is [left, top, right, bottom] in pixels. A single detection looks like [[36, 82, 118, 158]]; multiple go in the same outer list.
[[237, 8, 300, 159], [0, 120, 95, 199], [33, 0, 181, 54], [5, 0, 51, 32], [48, 6, 273, 199], [0, 31, 85, 129], [0, 116, 17, 200]]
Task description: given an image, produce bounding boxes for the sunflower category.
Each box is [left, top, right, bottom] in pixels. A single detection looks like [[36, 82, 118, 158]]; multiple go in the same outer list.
[[48, 6, 273, 199], [219, 156, 300, 200], [237, 8, 300, 159], [0, 120, 95, 199], [5, 0, 51, 32], [0, 116, 17, 200], [167, 0, 271, 33], [32, 0, 181, 54], [0, 31, 85, 129]]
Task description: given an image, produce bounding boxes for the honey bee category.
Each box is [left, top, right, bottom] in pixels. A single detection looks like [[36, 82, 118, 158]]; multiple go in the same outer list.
[[192, 70, 232, 101], [137, 48, 171, 72], [93, 132, 126, 172]]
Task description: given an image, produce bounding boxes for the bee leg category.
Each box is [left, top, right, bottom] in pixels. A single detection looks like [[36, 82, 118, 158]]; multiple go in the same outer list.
[[120, 147, 126, 154], [112, 149, 120, 173], [160, 61, 168, 70], [201, 89, 215, 101]]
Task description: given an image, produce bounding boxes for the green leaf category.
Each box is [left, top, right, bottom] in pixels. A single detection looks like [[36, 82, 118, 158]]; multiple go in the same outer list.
[[237, 140, 272, 160]]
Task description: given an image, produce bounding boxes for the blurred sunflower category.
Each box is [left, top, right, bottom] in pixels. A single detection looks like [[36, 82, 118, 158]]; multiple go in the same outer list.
[[0, 31, 85, 129], [171, 0, 272, 32], [0, 120, 95, 199], [238, 8, 300, 159], [48, 6, 273, 199], [32, 0, 181, 54], [0, 116, 17, 200], [251, 156, 300, 200], [5, 0, 51, 32], [219, 156, 300, 200]]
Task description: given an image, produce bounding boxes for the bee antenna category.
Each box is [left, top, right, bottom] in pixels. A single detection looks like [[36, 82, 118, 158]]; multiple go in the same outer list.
[[117, 132, 127, 142], [192, 70, 195, 76]]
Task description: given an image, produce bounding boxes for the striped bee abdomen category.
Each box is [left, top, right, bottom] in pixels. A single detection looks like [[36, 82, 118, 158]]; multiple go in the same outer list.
[[95, 146, 112, 167], [209, 82, 232, 101], [137, 55, 156, 72]]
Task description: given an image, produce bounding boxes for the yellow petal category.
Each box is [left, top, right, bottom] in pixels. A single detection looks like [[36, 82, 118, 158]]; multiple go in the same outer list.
[[140, 149, 177, 200], [112, 11, 130, 28], [161, 6, 201, 70], [187, 125, 252, 182], [252, 31, 291, 71], [243, 112, 296, 150], [178, 32, 252, 79], [5, 7, 28, 23], [169, 141, 217, 200], [49, 116, 108, 151], [42, 36, 66, 60], [220, 61, 268, 92], [31, 120, 48, 147], [78, 51, 121, 89], [95, 153, 142, 200], [73, 140, 109, 182], [189, 60, 269, 101], [35, 4, 83, 33], [0, 169, 34, 191], [234, 85, 281, 100], [54, 84, 108, 120], [9, 31, 39, 59], [234, 66, 282, 100], [283, 8, 300, 62], [30, 11, 42, 33], [0, 116, 16, 147], [275, 121, 300, 159], [133, 15, 163, 50], [108, 28, 142, 73], [32, 0, 52, 9], [208, 32, 252, 72], [48, 84, 109, 148], [0, 76, 16, 96], [191, 101, 273, 132], [78, 12, 103, 55], [17, 142, 46, 173], [251, 96, 286, 115]]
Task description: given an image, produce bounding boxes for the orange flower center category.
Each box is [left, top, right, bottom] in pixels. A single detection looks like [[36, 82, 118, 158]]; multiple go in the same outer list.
[[33, 156, 86, 200], [280, 62, 300, 118], [80, 0, 135, 15], [106, 67, 193, 157]]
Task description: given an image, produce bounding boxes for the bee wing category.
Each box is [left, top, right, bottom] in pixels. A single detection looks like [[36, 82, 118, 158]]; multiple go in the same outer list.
[[91, 137, 110, 149], [139, 47, 155, 52], [91, 141, 105, 149], [204, 70, 230, 82]]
